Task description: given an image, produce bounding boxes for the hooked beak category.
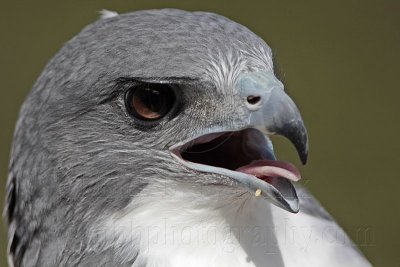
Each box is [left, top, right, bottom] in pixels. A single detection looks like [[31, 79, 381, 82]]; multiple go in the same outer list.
[[240, 71, 309, 165], [170, 71, 309, 213]]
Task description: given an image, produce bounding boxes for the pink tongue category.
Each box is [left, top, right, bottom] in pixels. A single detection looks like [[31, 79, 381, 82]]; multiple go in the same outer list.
[[236, 160, 301, 182]]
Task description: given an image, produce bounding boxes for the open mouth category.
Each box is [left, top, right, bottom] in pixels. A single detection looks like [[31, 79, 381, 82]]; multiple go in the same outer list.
[[170, 128, 302, 213]]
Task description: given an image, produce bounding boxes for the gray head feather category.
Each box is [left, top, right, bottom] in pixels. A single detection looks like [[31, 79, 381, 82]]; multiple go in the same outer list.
[[99, 9, 119, 19], [5, 9, 275, 266]]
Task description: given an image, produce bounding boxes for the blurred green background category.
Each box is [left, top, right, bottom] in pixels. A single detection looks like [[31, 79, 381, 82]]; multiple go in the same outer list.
[[0, 1, 399, 266]]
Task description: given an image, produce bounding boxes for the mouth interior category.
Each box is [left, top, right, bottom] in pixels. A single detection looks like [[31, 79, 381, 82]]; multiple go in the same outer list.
[[180, 129, 273, 171], [177, 128, 300, 184], [172, 128, 301, 212]]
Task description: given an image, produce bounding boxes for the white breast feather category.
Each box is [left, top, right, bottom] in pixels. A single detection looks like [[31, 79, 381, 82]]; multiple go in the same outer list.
[[95, 180, 371, 267]]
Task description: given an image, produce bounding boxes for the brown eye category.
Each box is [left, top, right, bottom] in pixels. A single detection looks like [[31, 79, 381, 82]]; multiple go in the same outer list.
[[125, 83, 176, 121]]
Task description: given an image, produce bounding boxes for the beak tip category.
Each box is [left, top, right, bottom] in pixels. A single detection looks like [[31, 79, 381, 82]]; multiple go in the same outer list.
[[297, 123, 309, 165], [300, 150, 308, 165], [289, 123, 309, 166]]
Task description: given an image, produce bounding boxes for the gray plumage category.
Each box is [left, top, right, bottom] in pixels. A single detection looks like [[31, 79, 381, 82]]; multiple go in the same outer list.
[[4, 9, 371, 267]]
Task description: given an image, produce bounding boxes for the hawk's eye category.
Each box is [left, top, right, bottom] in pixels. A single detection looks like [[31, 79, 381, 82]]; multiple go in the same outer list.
[[125, 83, 176, 121]]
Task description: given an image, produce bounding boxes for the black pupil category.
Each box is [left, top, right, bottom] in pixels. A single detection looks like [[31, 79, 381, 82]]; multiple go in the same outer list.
[[142, 88, 162, 112]]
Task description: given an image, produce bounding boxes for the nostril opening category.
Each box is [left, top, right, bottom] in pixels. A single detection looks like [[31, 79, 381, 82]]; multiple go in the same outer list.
[[246, 95, 261, 105]]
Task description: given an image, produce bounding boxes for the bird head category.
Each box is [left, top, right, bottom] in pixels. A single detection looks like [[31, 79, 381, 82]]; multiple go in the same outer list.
[[7, 10, 308, 260]]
